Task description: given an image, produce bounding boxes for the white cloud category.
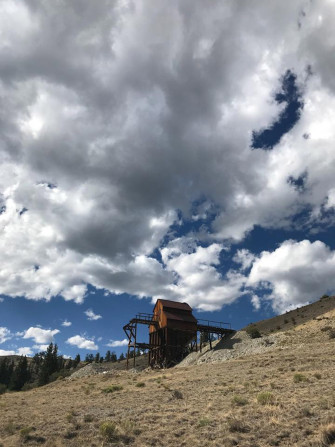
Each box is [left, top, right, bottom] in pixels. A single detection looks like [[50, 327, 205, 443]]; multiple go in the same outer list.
[[66, 335, 98, 350], [84, 309, 102, 321], [23, 327, 60, 344], [61, 320, 72, 327], [160, 238, 246, 311], [106, 339, 128, 348], [247, 239, 335, 312], [17, 347, 33, 356], [32, 344, 49, 351], [0, 349, 16, 356], [0, 347, 33, 356], [251, 295, 261, 311], [0, 0, 334, 312], [233, 249, 256, 271], [0, 327, 12, 344]]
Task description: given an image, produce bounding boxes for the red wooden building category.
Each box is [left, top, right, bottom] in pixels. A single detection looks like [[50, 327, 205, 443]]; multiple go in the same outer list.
[[123, 299, 234, 368]]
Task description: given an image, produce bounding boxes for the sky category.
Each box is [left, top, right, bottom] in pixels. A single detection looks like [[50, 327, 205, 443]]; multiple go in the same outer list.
[[1, 0, 335, 359]]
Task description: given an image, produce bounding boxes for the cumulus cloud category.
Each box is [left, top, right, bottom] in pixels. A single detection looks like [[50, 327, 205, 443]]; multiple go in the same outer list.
[[0, 0, 334, 310], [23, 327, 60, 344], [0, 347, 33, 356], [32, 344, 49, 351], [84, 309, 102, 321], [0, 349, 16, 356], [247, 240, 335, 312], [66, 335, 98, 350], [160, 238, 246, 311], [0, 327, 12, 344], [233, 249, 256, 271], [61, 320, 72, 327], [17, 347, 33, 356], [106, 339, 128, 348]]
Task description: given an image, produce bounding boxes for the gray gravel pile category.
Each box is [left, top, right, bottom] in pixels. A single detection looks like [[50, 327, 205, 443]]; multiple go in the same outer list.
[[177, 330, 284, 367], [68, 363, 110, 380]]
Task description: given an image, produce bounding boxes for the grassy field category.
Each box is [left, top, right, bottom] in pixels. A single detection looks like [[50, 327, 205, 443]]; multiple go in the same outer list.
[[0, 309, 335, 446]]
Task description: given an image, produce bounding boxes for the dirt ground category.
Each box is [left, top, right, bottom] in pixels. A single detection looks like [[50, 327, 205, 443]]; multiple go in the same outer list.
[[0, 310, 335, 447]]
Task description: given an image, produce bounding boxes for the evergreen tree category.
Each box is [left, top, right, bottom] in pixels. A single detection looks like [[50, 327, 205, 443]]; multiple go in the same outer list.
[[9, 356, 29, 391], [105, 350, 111, 362], [85, 353, 94, 363], [38, 343, 59, 386], [111, 351, 117, 363], [94, 353, 100, 363], [0, 358, 14, 387], [74, 354, 81, 367], [119, 353, 125, 361], [66, 359, 73, 369], [99, 356, 104, 363]]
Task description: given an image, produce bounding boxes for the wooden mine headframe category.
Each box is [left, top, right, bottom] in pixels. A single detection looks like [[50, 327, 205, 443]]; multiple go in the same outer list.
[[123, 299, 235, 369]]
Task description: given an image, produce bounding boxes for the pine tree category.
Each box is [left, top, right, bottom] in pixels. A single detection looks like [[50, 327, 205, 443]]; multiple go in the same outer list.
[[38, 343, 59, 386], [66, 359, 73, 369], [9, 356, 29, 391], [94, 353, 100, 363], [74, 354, 81, 367], [85, 353, 94, 363], [105, 350, 111, 362], [119, 353, 125, 361], [0, 358, 14, 387], [111, 351, 117, 363]]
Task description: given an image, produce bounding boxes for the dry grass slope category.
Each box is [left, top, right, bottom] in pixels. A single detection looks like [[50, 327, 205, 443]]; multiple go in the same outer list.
[[0, 301, 335, 447]]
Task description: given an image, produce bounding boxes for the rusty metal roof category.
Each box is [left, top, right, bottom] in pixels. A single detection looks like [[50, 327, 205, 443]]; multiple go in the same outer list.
[[155, 299, 193, 311], [164, 311, 197, 323]]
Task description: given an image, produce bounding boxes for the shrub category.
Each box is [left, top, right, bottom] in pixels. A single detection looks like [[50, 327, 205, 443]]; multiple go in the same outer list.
[[329, 329, 335, 339], [320, 294, 330, 300], [170, 390, 183, 400], [227, 417, 250, 433], [66, 412, 76, 424], [293, 373, 308, 383], [0, 384, 7, 395], [198, 418, 211, 427], [321, 326, 332, 332], [103, 385, 123, 393], [300, 407, 313, 417], [20, 427, 33, 440], [84, 414, 94, 423], [320, 423, 335, 446], [119, 420, 141, 437], [314, 373, 322, 380], [257, 392, 274, 405], [231, 395, 248, 406], [246, 326, 262, 339], [4, 422, 16, 435], [100, 421, 117, 442], [135, 382, 145, 388], [21, 383, 35, 391]]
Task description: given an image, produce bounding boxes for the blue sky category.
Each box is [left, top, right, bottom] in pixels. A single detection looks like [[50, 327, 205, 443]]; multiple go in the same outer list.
[[1, 0, 335, 358]]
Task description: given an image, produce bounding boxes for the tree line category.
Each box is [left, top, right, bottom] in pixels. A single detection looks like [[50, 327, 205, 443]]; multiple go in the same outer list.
[[84, 349, 139, 364], [0, 345, 130, 393]]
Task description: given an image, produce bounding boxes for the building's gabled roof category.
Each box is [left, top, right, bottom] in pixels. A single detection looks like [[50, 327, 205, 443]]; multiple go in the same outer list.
[[163, 311, 197, 323], [155, 299, 193, 312]]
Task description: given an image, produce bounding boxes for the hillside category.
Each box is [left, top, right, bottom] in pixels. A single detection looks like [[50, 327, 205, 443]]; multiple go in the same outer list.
[[244, 295, 335, 335], [0, 300, 335, 447]]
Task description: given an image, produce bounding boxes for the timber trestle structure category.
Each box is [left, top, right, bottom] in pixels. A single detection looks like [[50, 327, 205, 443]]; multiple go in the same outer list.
[[123, 300, 235, 369]]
